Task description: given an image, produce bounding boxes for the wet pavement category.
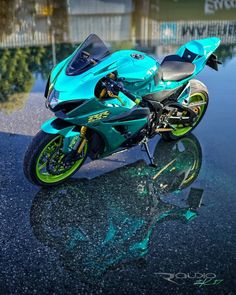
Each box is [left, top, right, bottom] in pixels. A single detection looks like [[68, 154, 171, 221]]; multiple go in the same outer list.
[[1, 1, 236, 294]]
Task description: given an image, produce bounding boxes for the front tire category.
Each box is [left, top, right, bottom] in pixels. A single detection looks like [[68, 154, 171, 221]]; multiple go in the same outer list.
[[161, 79, 209, 141], [23, 131, 88, 187]]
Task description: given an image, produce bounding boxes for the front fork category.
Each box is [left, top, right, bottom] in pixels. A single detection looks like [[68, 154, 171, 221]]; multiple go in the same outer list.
[[72, 126, 87, 154], [63, 126, 88, 160]]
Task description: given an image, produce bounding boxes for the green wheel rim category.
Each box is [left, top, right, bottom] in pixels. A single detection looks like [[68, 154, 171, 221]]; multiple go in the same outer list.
[[36, 135, 87, 184], [172, 93, 207, 136]]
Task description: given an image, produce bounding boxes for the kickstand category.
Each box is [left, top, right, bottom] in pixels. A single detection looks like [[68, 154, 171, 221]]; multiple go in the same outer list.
[[141, 139, 157, 167]]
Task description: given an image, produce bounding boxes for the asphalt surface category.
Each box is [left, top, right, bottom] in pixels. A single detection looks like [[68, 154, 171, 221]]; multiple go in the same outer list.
[[0, 59, 236, 295]]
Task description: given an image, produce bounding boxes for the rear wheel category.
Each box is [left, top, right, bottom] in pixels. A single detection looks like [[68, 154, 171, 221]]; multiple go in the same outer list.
[[161, 79, 209, 141], [23, 131, 88, 187]]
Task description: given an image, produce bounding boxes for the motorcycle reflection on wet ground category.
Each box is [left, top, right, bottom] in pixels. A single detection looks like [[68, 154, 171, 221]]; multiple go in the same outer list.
[[0, 130, 235, 294], [30, 134, 203, 280]]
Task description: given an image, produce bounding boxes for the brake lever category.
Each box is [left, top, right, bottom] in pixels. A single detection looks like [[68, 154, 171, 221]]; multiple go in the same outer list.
[[102, 80, 125, 106]]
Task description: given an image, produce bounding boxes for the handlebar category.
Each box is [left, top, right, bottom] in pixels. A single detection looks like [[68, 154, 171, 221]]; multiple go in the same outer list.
[[105, 77, 137, 103]]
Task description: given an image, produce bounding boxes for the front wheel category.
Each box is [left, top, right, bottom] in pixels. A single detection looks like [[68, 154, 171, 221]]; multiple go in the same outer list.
[[23, 131, 88, 187], [161, 79, 209, 141]]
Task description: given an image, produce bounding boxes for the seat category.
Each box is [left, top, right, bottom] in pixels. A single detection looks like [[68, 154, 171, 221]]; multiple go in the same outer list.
[[160, 54, 195, 82]]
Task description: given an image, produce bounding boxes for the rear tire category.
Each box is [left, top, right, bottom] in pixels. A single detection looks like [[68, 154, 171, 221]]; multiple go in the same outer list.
[[161, 79, 209, 141], [23, 130, 87, 187]]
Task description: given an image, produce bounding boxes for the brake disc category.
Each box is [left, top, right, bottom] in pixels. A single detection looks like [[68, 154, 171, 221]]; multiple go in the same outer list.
[[46, 148, 76, 175]]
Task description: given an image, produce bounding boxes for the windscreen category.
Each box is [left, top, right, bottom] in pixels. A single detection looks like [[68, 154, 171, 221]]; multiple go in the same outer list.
[[66, 34, 110, 76]]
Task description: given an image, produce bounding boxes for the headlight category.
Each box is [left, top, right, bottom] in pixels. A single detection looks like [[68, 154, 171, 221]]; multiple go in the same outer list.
[[47, 89, 60, 109]]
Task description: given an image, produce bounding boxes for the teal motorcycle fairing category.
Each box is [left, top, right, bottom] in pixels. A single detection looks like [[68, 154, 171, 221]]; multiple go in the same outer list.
[[23, 34, 221, 187], [42, 34, 220, 155]]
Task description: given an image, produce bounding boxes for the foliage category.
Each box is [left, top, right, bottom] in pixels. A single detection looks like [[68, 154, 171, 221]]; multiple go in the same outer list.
[[0, 46, 45, 111], [0, 43, 75, 112]]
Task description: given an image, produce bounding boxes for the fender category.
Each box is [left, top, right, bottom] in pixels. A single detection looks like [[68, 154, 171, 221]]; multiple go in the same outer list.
[[41, 117, 106, 157], [41, 118, 81, 153], [41, 117, 80, 137]]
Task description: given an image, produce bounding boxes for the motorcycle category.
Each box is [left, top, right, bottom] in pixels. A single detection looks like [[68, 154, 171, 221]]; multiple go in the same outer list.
[[30, 135, 203, 282], [23, 33, 221, 186]]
